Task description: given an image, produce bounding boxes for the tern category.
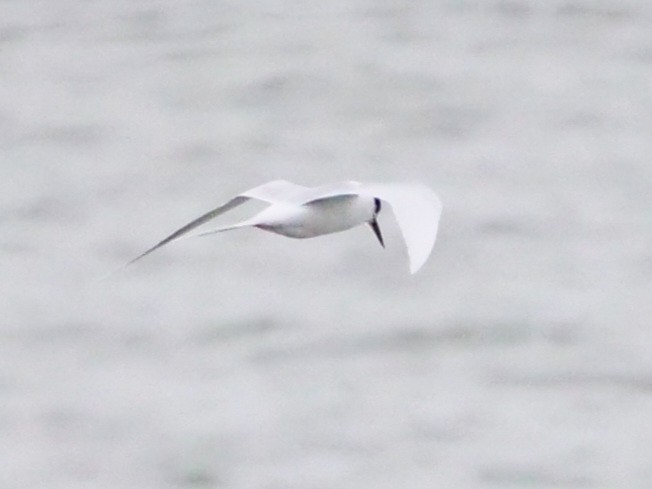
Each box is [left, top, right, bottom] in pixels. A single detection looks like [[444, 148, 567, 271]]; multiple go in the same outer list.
[[126, 180, 442, 274]]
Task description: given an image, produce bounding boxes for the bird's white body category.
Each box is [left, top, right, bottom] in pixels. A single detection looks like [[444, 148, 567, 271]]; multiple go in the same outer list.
[[249, 194, 376, 239], [126, 180, 442, 274]]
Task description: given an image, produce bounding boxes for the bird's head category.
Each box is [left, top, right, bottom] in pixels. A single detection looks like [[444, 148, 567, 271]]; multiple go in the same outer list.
[[368, 198, 385, 248]]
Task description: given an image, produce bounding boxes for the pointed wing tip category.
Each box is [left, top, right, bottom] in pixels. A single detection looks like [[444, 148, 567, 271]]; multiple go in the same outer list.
[[123, 246, 158, 268], [408, 260, 425, 274], [407, 227, 440, 274]]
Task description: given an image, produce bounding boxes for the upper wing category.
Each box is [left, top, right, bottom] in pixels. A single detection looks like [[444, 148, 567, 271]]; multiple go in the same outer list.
[[240, 179, 308, 202], [359, 183, 441, 273], [124, 179, 307, 266], [293, 181, 362, 204]]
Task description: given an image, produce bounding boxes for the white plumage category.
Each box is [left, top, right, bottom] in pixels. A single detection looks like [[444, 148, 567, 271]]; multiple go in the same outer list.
[[127, 180, 442, 274]]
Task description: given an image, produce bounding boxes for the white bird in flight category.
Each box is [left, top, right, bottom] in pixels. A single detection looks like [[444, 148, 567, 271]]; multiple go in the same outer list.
[[126, 180, 442, 274]]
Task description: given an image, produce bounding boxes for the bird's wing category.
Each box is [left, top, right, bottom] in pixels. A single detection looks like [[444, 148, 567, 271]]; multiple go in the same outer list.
[[302, 181, 442, 273], [124, 179, 307, 266], [240, 179, 308, 203], [292, 181, 362, 204], [362, 183, 441, 273]]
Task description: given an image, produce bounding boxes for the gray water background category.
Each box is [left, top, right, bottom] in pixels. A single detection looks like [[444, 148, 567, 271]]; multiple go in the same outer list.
[[1, 1, 652, 488]]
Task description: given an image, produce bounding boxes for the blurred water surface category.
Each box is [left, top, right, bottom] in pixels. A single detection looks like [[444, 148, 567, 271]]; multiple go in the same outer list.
[[1, 1, 652, 488]]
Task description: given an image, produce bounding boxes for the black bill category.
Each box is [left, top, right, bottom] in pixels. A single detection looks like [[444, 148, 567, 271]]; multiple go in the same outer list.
[[368, 218, 385, 248]]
